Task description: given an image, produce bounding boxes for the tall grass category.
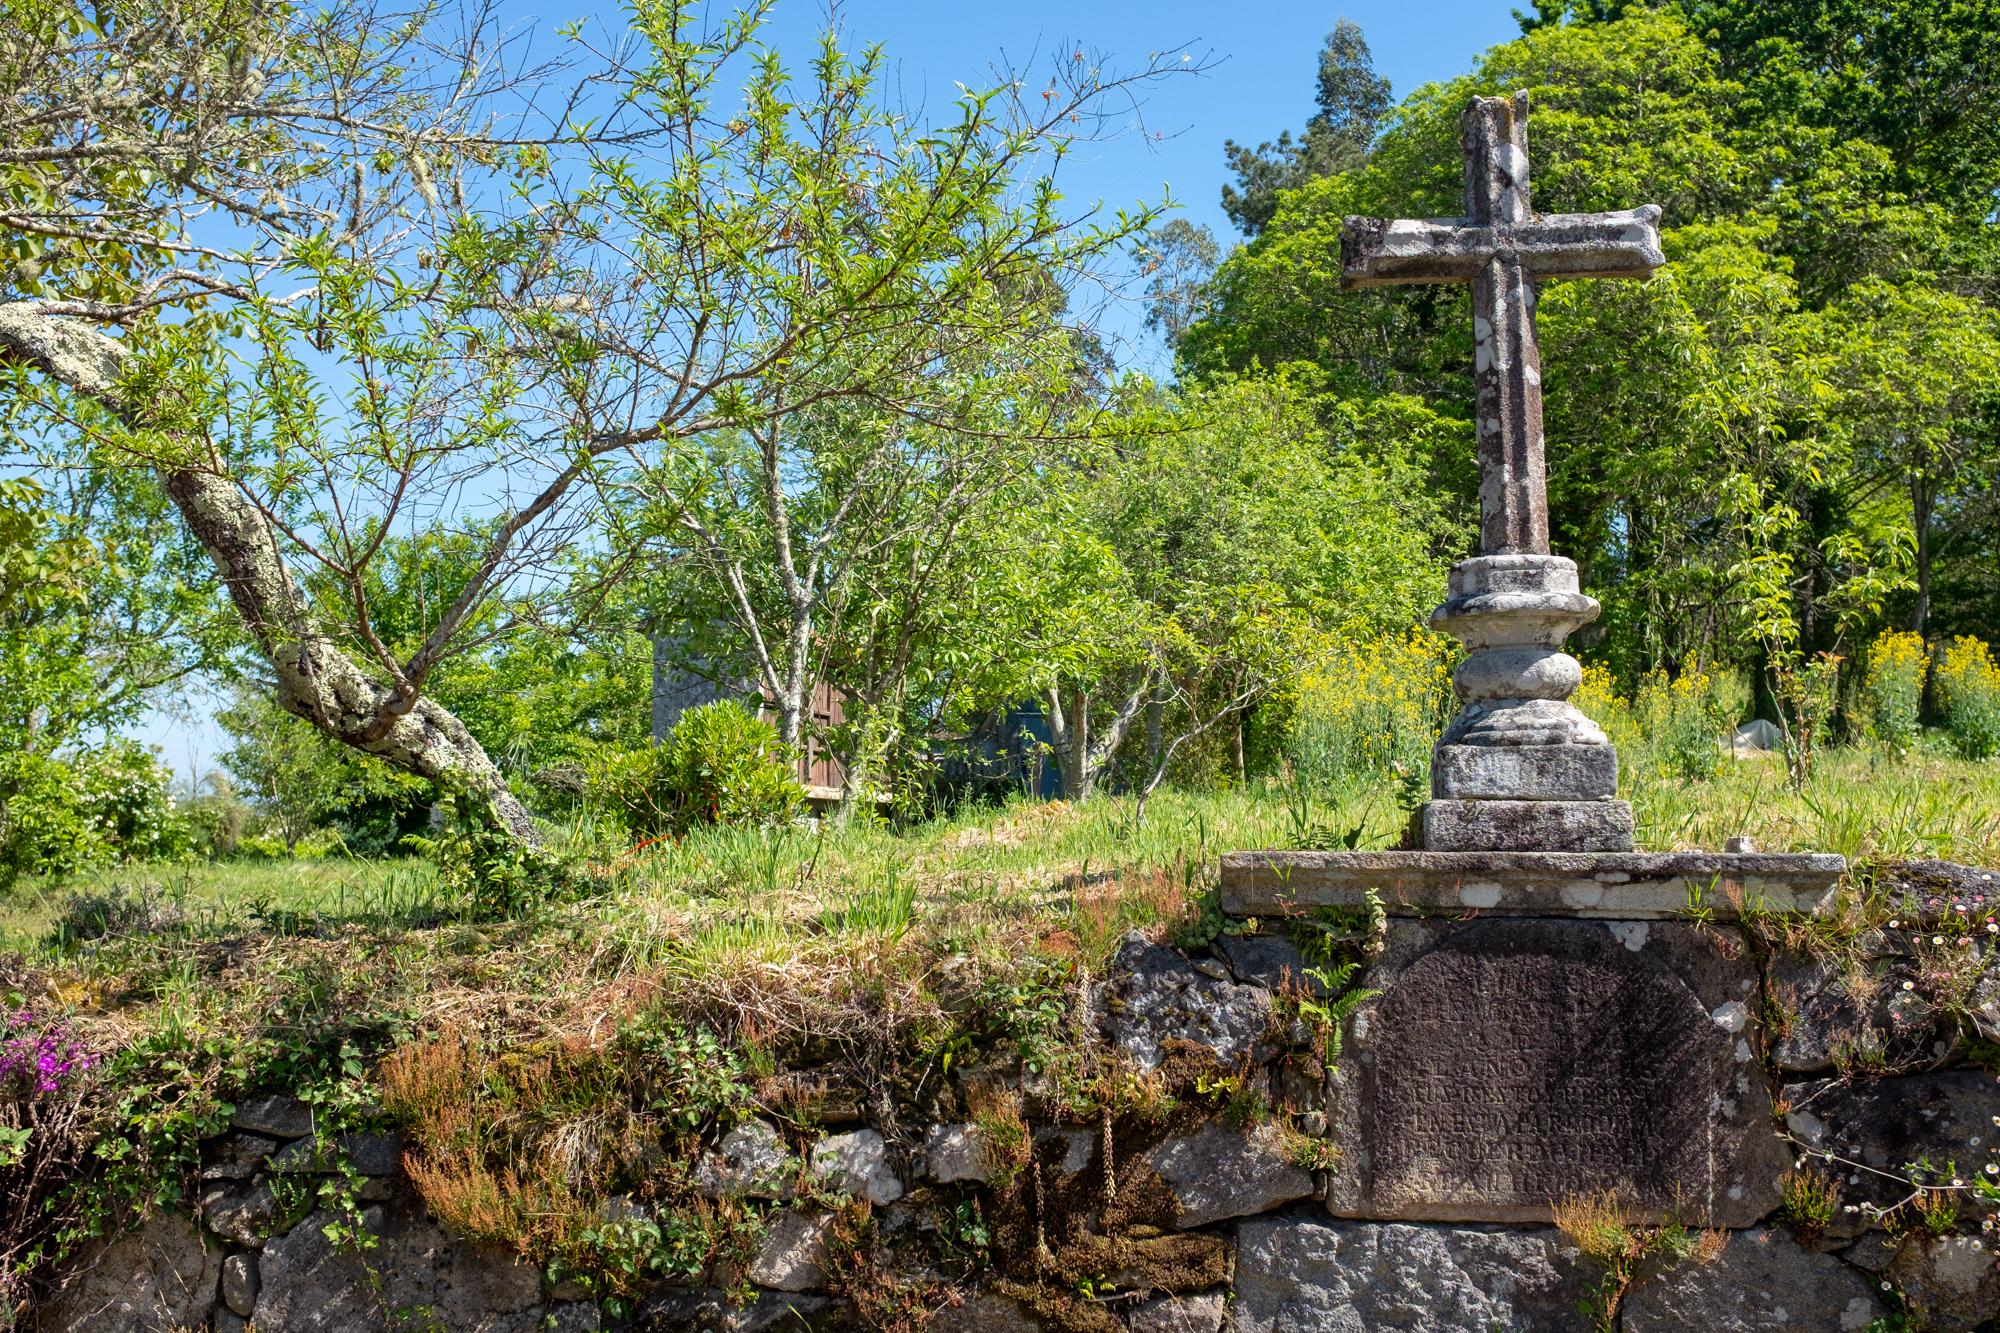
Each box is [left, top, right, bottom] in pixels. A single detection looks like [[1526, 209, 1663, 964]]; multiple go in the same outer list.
[[1859, 630, 1928, 750], [1575, 666, 1746, 785]]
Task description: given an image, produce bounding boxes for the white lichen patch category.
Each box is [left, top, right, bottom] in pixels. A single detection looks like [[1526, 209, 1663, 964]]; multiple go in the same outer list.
[[1709, 1001, 1750, 1033], [1608, 922, 1650, 951], [1459, 883, 1503, 909]]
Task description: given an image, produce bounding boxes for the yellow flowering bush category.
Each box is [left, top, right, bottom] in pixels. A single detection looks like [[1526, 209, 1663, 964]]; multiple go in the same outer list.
[[1935, 635, 2000, 760], [1860, 630, 1928, 749], [1574, 666, 1744, 782], [1288, 631, 1457, 794]]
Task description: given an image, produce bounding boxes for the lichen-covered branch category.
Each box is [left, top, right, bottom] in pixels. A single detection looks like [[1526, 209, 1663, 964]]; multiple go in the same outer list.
[[0, 301, 536, 844]]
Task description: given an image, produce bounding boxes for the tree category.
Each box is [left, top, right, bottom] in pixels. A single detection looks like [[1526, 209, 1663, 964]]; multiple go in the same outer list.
[[1138, 218, 1220, 348], [0, 461, 226, 752], [0, 0, 1197, 850], [540, 28, 1194, 796], [1808, 281, 2000, 635], [1182, 7, 1987, 691], [1023, 376, 1448, 799], [1220, 20, 1391, 235]]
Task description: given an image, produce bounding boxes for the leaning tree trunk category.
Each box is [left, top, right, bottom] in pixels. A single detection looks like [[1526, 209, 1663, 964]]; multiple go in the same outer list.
[[0, 303, 537, 845]]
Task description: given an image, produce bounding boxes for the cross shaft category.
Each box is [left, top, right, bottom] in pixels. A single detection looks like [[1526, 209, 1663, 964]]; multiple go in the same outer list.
[[1340, 92, 1663, 555]]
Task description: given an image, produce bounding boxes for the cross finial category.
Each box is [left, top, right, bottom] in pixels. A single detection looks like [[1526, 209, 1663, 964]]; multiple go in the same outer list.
[[1341, 93, 1662, 555]]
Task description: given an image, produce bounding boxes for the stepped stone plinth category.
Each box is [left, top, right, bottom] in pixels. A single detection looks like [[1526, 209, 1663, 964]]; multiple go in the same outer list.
[[1219, 848, 1846, 920]]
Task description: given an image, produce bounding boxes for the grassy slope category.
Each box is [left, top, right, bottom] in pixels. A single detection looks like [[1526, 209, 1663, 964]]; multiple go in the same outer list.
[[2, 755, 1995, 1310], [6, 748, 1997, 951]]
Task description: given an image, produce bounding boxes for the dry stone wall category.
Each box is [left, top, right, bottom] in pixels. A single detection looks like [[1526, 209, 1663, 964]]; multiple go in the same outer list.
[[36, 873, 2000, 1332]]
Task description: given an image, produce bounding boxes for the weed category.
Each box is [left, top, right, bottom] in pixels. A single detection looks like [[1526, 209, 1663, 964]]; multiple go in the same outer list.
[[1277, 1123, 1341, 1174], [1553, 1191, 1721, 1332], [1780, 1167, 1843, 1244], [968, 1084, 1031, 1189], [1284, 962, 1378, 1073]]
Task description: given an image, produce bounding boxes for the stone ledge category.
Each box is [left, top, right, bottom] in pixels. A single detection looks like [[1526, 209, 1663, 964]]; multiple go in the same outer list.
[[1219, 849, 1846, 919]]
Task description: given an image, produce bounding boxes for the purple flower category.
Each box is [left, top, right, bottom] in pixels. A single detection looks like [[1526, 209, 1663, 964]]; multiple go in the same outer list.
[[0, 1009, 94, 1095]]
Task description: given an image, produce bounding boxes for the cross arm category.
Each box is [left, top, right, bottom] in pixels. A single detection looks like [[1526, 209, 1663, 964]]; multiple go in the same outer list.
[[1341, 204, 1665, 290]]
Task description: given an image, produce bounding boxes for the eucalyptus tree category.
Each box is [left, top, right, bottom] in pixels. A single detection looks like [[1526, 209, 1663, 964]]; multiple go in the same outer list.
[[0, 0, 1194, 846]]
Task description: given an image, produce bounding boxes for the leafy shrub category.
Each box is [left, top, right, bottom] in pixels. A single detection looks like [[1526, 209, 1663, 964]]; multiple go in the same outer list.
[[0, 751, 109, 884], [614, 1013, 751, 1130], [1287, 632, 1456, 795], [238, 825, 348, 860], [75, 742, 190, 862], [179, 776, 252, 858], [623, 702, 805, 835], [402, 791, 580, 921], [1578, 667, 1743, 783], [0, 742, 188, 885], [1935, 636, 2000, 760], [1861, 631, 1929, 750]]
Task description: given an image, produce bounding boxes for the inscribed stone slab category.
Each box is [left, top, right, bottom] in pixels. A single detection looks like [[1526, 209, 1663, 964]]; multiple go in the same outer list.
[[1325, 918, 1787, 1226]]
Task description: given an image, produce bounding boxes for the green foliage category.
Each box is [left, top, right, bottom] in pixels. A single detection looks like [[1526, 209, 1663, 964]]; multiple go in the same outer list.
[[617, 701, 806, 836], [615, 1014, 752, 1131], [0, 463, 229, 758], [402, 793, 581, 921], [217, 688, 433, 856], [1290, 961, 1378, 1073], [0, 742, 188, 886], [1219, 19, 1391, 235], [1860, 632, 1929, 751], [1185, 5, 1999, 700], [1935, 637, 2000, 761], [1574, 667, 1745, 784], [1285, 631, 1456, 796]]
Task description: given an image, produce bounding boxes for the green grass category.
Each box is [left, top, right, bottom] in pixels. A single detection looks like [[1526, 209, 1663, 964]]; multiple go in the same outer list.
[[0, 855, 438, 948], [1629, 746, 2000, 866], [6, 749, 1994, 955]]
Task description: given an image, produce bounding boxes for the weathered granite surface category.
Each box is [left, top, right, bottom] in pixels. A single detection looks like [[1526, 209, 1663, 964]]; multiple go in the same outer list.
[[1846, 1234, 2000, 1333], [1324, 918, 1788, 1226], [1621, 1227, 1883, 1332], [1095, 929, 1277, 1072], [251, 1204, 543, 1332], [1221, 849, 1845, 919], [1783, 1070, 2000, 1240], [1142, 1122, 1315, 1228], [1233, 1216, 1594, 1332], [38, 1213, 224, 1333]]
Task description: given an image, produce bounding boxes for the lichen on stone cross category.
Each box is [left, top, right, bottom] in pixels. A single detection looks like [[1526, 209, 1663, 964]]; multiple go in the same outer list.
[[1339, 93, 1664, 852], [1340, 91, 1662, 556]]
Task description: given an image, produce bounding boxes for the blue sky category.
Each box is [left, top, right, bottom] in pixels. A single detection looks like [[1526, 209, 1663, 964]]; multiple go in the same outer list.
[[135, 0, 1527, 778]]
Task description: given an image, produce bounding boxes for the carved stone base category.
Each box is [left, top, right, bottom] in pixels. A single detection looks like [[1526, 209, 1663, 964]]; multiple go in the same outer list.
[[1431, 743, 1616, 800], [1422, 798, 1634, 852]]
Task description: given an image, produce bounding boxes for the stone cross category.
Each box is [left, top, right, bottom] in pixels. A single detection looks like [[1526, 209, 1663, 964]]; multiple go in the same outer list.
[[1340, 93, 1663, 853], [1341, 92, 1662, 554]]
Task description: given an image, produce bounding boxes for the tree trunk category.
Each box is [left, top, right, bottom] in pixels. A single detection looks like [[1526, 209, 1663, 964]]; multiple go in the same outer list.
[[0, 302, 538, 846], [1911, 477, 1934, 637], [1145, 670, 1164, 778], [1062, 686, 1090, 799]]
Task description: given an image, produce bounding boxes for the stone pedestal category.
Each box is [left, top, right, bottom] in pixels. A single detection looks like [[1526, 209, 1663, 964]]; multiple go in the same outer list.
[[1425, 553, 1632, 852]]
